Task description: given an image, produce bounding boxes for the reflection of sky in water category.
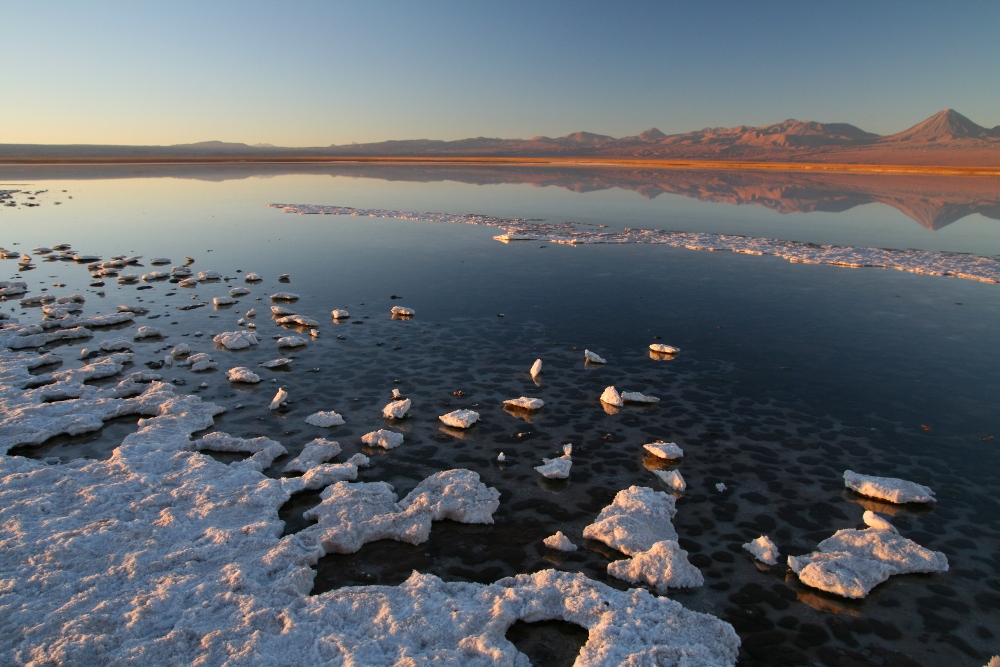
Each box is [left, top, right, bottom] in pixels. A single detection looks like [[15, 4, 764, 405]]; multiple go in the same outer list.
[[2, 167, 999, 665]]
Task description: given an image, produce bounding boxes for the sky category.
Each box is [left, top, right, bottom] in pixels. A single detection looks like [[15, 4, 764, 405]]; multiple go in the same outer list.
[[2, 0, 999, 146]]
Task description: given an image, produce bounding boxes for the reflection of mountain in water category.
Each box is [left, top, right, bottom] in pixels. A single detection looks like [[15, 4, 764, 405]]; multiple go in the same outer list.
[[2, 163, 997, 230]]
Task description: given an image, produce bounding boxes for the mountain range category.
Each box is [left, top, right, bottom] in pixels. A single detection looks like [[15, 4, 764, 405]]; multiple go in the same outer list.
[[1, 110, 998, 166]]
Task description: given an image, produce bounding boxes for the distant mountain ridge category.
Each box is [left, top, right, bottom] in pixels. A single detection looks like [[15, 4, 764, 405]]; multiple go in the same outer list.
[[3, 109, 998, 166]]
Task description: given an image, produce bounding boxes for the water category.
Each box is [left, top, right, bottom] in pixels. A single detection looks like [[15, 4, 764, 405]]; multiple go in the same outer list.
[[2, 165, 999, 666]]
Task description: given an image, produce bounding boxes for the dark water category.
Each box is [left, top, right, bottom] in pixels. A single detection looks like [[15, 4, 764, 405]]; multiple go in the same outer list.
[[2, 166, 999, 666]]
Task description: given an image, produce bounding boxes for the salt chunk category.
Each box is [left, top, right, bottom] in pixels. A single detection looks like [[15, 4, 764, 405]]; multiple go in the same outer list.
[[862, 510, 899, 534], [390, 305, 414, 317], [269, 387, 289, 410], [98, 337, 133, 352], [497, 452, 505, 462], [743, 536, 780, 565], [226, 367, 260, 383], [244, 272, 262, 282], [654, 469, 686, 492], [331, 309, 350, 319], [644, 441, 683, 459], [212, 330, 260, 350], [843, 470, 935, 504], [600, 385, 623, 407], [305, 410, 345, 427], [277, 336, 308, 348], [439, 409, 479, 428], [260, 358, 292, 368], [361, 429, 404, 450], [608, 540, 704, 591], [583, 486, 678, 555], [141, 271, 169, 281], [276, 314, 319, 327], [197, 270, 221, 281], [169, 344, 190, 357], [283, 438, 342, 473], [584, 349, 606, 364], [133, 326, 163, 340], [212, 296, 235, 306], [543, 531, 578, 552], [271, 292, 300, 301], [715, 483, 727, 492], [177, 277, 197, 287], [347, 453, 370, 467], [229, 287, 251, 297], [383, 398, 411, 419], [150, 257, 171, 265], [622, 391, 660, 403], [503, 396, 544, 411], [392, 388, 402, 399], [270, 305, 295, 316], [245, 308, 256, 318], [535, 453, 572, 479], [530, 358, 542, 378], [650, 343, 680, 354]]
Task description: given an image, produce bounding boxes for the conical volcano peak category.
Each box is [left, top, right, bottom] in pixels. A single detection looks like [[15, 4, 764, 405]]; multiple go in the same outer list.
[[884, 109, 991, 142], [637, 128, 667, 141]]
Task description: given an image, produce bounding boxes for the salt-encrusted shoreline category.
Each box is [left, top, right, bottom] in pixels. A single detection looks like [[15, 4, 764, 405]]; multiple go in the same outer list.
[[267, 203, 1000, 284]]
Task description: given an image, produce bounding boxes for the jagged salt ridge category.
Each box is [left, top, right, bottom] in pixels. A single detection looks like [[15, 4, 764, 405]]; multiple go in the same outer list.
[[269, 203, 1000, 284]]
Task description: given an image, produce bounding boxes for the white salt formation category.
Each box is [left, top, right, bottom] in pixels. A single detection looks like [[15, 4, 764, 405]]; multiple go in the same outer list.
[[169, 343, 190, 357], [503, 396, 545, 410], [244, 271, 262, 281], [260, 358, 292, 368], [650, 343, 680, 354], [653, 470, 687, 493], [184, 353, 218, 372], [715, 483, 727, 492], [150, 257, 171, 265], [270, 305, 295, 316], [535, 446, 573, 479], [305, 410, 345, 427], [331, 309, 349, 319], [390, 305, 415, 317], [142, 271, 169, 281], [283, 438, 342, 473], [439, 408, 479, 428], [271, 292, 300, 301], [600, 385, 623, 407], [229, 287, 251, 296], [98, 337, 133, 352], [743, 536, 781, 565], [226, 367, 260, 383], [497, 452, 506, 462], [177, 277, 197, 287], [607, 540, 704, 592], [862, 510, 899, 534], [213, 330, 260, 350], [277, 314, 319, 327], [269, 387, 289, 410], [644, 441, 684, 459], [279, 456, 367, 494], [212, 296, 235, 306], [530, 358, 542, 378], [543, 531, 578, 552], [622, 391, 660, 403], [583, 486, 678, 555], [789, 528, 949, 598], [133, 326, 162, 340], [361, 429, 404, 449], [584, 349, 606, 363], [277, 335, 308, 347], [843, 470, 936, 504], [197, 270, 221, 281], [191, 431, 287, 473], [245, 308, 256, 317]]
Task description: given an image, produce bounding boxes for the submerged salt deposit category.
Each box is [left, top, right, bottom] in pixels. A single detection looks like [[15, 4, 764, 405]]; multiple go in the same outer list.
[[844, 470, 936, 504]]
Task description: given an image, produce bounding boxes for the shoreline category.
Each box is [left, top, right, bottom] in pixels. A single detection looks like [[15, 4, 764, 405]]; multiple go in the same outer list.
[[0, 156, 998, 177]]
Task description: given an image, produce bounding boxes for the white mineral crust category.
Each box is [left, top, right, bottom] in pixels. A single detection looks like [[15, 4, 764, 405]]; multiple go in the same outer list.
[[271, 292, 300, 301], [650, 343, 680, 354], [862, 510, 899, 533], [244, 271, 262, 281], [98, 337, 134, 352], [226, 367, 261, 383], [535, 453, 572, 479], [276, 314, 319, 327], [277, 335, 308, 348], [133, 325, 163, 340], [213, 296, 236, 306], [213, 330, 260, 350], [383, 398, 411, 419], [530, 358, 542, 378], [543, 531, 578, 552], [282, 438, 342, 473], [197, 270, 222, 281], [331, 309, 349, 319], [503, 396, 545, 410], [361, 429, 404, 449], [788, 528, 949, 598], [191, 431, 287, 472], [584, 349, 606, 364], [583, 486, 678, 556], [843, 470, 936, 504], [743, 535, 781, 565], [305, 410, 345, 427], [229, 287, 251, 296], [600, 385, 623, 407], [260, 358, 292, 368], [644, 441, 683, 459], [607, 540, 704, 592], [622, 391, 660, 403], [390, 305, 415, 317], [269, 387, 289, 410], [439, 409, 479, 428], [270, 305, 295, 316]]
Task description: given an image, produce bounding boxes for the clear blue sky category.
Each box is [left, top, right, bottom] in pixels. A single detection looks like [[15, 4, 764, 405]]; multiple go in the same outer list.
[[2, 0, 998, 146]]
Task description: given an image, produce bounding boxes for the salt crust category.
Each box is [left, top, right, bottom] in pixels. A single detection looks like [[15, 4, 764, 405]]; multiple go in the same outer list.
[[226, 367, 261, 383], [535, 453, 572, 479], [244, 271, 262, 281], [98, 337, 133, 352], [270, 305, 295, 316], [134, 325, 163, 339], [607, 540, 704, 592], [191, 431, 287, 473], [743, 535, 781, 565], [271, 292, 300, 301], [543, 531, 578, 551], [361, 429, 405, 450], [654, 469, 686, 492], [788, 528, 949, 598], [382, 397, 411, 419], [439, 408, 479, 428], [260, 357, 292, 368], [184, 353, 218, 372], [390, 305, 414, 317], [600, 385, 623, 407], [503, 396, 545, 410], [197, 270, 222, 281], [622, 391, 660, 403], [650, 343, 680, 354], [277, 335, 308, 348], [276, 314, 319, 327], [280, 456, 368, 494], [269, 387, 289, 410], [862, 510, 898, 533], [331, 309, 349, 319], [644, 441, 683, 459], [282, 438, 342, 473], [984, 657, 1000, 667], [583, 486, 678, 556], [229, 287, 251, 296], [530, 358, 542, 377], [584, 349, 606, 364], [843, 470, 936, 504], [269, 202, 1000, 285], [305, 410, 345, 427], [213, 330, 260, 350], [213, 296, 235, 306], [0, 314, 740, 666]]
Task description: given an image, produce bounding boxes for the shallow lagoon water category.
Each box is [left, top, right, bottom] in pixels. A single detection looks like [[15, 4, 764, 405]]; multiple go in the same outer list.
[[1, 165, 999, 666]]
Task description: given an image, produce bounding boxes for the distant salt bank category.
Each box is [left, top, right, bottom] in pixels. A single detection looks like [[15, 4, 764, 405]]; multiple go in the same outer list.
[[267, 203, 1000, 284]]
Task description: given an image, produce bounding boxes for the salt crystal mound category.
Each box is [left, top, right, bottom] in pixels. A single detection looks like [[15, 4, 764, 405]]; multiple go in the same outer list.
[[331, 309, 349, 319], [0, 281, 28, 297], [644, 441, 684, 459], [271, 292, 300, 301], [142, 271, 169, 281], [439, 408, 479, 428], [743, 535, 781, 565], [133, 325, 163, 340], [269, 387, 289, 410], [98, 337, 134, 352], [302, 469, 501, 554], [844, 470, 936, 504], [197, 270, 221, 281], [863, 510, 899, 533], [212, 295, 236, 306], [788, 528, 949, 599], [282, 438, 342, 473], [184, 353, 218, 372], [305, 410, 345, 427], [543, 531, 578, 551], [268, 203, 1000, 284], [503, 396, 545, 410], [584, 349, 606, 363], [212, 330, 260, 350], [361, 428, 404, 449], [226, 367, 260, 384], [607, 540, 704, 592], [244, 271, 263, 282], [530, 358, 542, 377], [622, 391, 660, 404], [191, 431, 287, 473], [260, 357, 292, 368], [985, 657, 1000, 667], [535, 453, 572, 479], [583, 486, 679, 556], [169, 343, 191, 357], [600, 385, 623, 407], [229, 286, 251, 297], [380, 398, 411, 419], [715, 483, 728, 492], [276, 314, 319, 327], [390, 305, 415, 317], [280, 459, 363, 494], [270, 305, 295, 316], [277, 335, 308, 348], [650, 343, 681, 354]]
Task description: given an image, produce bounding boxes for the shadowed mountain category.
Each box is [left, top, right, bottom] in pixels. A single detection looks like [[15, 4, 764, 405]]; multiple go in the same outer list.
[[882, 109, 1000, 143]]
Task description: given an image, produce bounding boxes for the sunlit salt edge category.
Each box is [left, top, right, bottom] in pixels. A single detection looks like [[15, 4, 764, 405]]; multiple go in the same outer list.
[[0, 327, 739, 664], [267, 203, 1000, 284]]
